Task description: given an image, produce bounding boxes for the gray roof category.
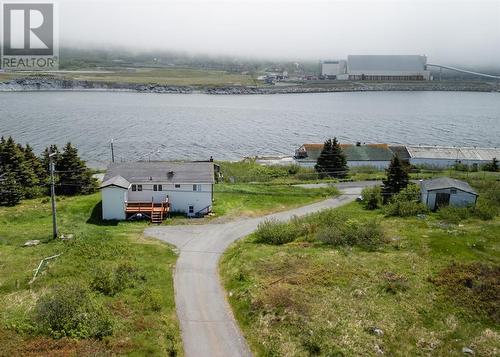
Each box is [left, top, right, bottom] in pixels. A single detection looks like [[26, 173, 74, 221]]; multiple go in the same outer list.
[[407, 146, 500, 161], [420, 177, 478, 195], [348, 55, 426, 72], [100, 175, 130, 189], [102, 162, 215, 184]]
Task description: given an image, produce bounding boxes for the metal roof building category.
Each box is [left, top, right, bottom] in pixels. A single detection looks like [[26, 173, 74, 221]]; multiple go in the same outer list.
[[407, 146, 500, 168], [346, 55, 431, 80]]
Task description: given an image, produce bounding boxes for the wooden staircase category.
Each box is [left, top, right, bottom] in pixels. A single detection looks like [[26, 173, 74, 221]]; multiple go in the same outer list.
[[151, 209, 163, 224]]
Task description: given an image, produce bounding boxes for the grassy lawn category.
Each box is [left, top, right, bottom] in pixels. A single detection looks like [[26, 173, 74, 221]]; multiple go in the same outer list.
[[220, 189, 500, 356], [0, 193, 182, 356], [213, 184, 338, 218]]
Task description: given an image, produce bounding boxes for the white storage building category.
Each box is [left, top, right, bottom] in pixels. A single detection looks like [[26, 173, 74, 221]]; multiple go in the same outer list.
[[420, 177, 478, 210]]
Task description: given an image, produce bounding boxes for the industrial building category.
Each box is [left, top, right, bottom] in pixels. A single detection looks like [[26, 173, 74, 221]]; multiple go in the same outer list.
[[407, 146, 500, 168], [320, 55, 431, 81]]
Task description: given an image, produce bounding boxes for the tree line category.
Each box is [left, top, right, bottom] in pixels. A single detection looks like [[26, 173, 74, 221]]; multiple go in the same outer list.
[[0, 137, 97, 206]]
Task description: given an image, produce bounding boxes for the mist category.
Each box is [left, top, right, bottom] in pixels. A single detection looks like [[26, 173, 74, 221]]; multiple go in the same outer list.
[[56, 0, 500, 67]]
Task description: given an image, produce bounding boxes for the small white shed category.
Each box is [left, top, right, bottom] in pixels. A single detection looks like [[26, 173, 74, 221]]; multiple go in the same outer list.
[[420, 177, 478, 211]]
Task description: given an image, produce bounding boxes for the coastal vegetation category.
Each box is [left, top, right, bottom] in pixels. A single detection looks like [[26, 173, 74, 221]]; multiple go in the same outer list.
[[220, 176, 500, 356], [0, 137, 96, 206], [0, 193, 182, 356]]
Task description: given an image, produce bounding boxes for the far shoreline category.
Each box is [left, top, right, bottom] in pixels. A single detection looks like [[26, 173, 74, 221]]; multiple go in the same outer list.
[[0, 77, 498, 95]]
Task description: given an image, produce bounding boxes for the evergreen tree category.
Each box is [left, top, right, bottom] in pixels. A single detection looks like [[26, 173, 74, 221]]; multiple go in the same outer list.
[[483, 157, 499, 172], [0, 137, 37, 199], [382, 156, 409, 203], [24, 144, 46, 181], [314, 137, 348, 178], [57, 143, 97, 195], [0, 172, 23, 206]]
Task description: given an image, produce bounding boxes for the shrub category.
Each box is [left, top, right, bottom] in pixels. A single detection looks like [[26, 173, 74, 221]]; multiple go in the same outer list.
[[254, 218, 303, 245], [316, 218, 384, 250], [34, 284, 113, 339], [437, 205, 471, 224], [384, 200, 428, 217], [142, 288, 163, 312], [91, 262, 142, 296], [473, 200, 497, 220], [361, 186, 382, 210]]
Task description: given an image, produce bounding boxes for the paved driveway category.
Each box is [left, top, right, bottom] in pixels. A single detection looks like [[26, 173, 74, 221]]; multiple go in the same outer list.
[[144, 182, 373, 357]]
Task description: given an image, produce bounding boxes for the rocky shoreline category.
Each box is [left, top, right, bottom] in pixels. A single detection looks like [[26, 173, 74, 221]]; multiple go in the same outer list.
[[0, 77, 497, 94]]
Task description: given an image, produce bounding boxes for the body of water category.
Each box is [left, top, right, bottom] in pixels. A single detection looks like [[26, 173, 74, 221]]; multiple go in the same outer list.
[[0, 91, 499, 166]]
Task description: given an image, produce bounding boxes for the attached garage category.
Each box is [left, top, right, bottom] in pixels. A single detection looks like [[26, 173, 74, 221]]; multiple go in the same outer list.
[[420, 177, 478, 211]]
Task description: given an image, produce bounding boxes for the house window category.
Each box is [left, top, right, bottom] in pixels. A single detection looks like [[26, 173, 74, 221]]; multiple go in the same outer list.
[[188, 205, 194, 214], [138, 185, 142, 192], [450, 189, 457, 194], [175, 184, 181, 189], [131, 184, 136, 191], [158, 184, 162, 191], [153, 184, 157, 191], [193, 184, 201, 192]]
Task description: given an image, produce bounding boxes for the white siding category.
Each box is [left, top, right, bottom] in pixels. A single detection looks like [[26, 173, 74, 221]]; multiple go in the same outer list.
[[423, 188, 477, 210], [126, 182, 213, 216], [101, 186, 127, 220], [410, 158, 490, 168]]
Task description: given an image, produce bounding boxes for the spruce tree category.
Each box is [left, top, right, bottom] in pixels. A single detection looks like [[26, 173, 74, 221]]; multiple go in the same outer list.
[[382, 156, 409, 203], [314, 137, 348, 178], [0, 137, 37, 199], [57, 143, 97, 195], [0, 172, 23, 206]]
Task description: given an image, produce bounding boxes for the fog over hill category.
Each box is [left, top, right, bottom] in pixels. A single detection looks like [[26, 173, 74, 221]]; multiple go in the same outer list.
[[56, 0, 500, 68]]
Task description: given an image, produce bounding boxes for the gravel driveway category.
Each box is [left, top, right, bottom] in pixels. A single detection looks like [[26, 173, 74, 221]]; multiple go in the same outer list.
[[144, 182, 373, 357]]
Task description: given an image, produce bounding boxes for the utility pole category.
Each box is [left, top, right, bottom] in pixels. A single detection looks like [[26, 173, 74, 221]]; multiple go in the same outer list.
[[110, 139, 115, 163], [49, 152, 58, 239]]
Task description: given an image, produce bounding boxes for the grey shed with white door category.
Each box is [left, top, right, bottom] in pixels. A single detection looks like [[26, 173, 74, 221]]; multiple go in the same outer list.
[[420, 177, 478, 211]]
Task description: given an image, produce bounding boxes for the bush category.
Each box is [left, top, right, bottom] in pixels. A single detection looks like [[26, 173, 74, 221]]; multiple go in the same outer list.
[[437, 206, 471, 224], [361, 186, 382, 210], [254, 218, 303, 245], [384, 200, 428, 217], [91, 262, 142, 296], [34, 284, 113, 339], [316, 218, 384, 250], [142, 288, 163, 312]]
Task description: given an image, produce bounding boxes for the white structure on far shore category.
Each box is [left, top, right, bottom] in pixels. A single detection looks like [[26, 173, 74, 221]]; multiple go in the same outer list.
[[321, 55, 431, 80]]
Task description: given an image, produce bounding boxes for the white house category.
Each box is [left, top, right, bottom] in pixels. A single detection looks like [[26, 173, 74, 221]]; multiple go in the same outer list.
[[100, 162, 215, 221], [420, 177, 478, 211]]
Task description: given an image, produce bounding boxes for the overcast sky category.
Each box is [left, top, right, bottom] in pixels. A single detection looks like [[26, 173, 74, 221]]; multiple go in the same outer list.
[[58, 0, 500, 66]]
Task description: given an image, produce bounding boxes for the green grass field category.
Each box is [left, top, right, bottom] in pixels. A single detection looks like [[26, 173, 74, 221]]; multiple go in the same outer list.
[[220, 190, 500, 356], [0, 180, 337, 355], [213, 183, 338, 218], [0, 193, 183, 356]]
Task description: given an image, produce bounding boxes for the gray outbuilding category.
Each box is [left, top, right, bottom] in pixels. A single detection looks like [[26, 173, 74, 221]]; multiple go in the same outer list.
[[420, 177, 478, 211]]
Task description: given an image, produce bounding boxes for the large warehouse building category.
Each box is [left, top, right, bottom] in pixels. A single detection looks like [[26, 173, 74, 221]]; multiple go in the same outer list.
[[321, 55, 431, 80]]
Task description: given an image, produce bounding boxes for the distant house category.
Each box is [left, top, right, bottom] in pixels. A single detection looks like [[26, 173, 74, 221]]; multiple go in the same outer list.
[[420, 177, 478, 211], [100, 162, 215, 222], [407, 146, 500, 169], [294, 143, 394, 169]]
